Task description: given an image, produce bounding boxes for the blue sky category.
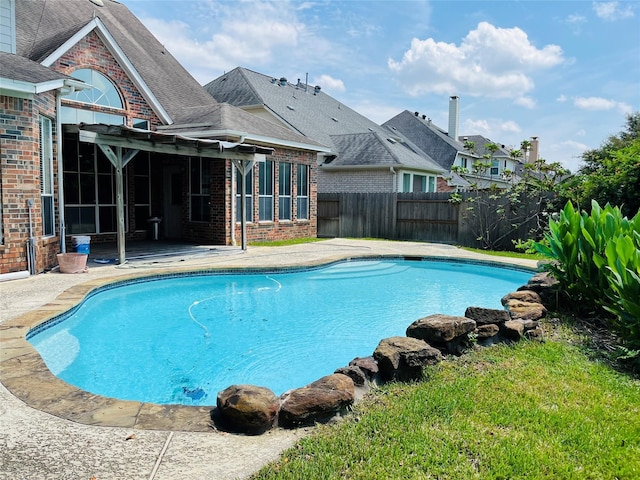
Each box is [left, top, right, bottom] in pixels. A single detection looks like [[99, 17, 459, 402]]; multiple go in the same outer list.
[[121, 0, 639, 172]]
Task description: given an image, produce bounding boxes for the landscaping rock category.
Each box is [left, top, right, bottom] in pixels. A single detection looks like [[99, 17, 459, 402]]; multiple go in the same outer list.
[[525, 327, 545, 342], [334, 365, 367, 386], [501, 290, 542, 306], [504, 299, 547, 321], [349, 356, 379, 378], [518, 272, 560, 305], [406, 314, 476, 343], [216, 385, 279, 434], [502, 320, 525, 340], [373, 336, 442, 381], [465, 306, 510, 325], [476, 323, 500, 338], [278, 374, 354, 428]]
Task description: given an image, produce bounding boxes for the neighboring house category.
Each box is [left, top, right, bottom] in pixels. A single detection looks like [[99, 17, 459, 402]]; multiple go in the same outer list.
[[0, 0, 325, 277], [383, 97, 524, 191], [204, 67, 446, 194]]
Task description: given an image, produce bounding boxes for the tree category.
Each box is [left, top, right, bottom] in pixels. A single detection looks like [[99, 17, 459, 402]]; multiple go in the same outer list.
[[566, 113, 640, 216]]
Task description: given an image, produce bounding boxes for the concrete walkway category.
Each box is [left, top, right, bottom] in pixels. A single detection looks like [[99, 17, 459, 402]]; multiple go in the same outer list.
[[0, 239, 537, 480]]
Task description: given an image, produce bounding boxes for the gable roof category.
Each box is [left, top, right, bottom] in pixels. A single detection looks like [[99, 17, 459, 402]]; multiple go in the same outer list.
[[326, 132, 445, 172], [462, 134, 511, 158], [383, 110, 466, 170], [205, 67, 444, 173], [12, 0, 323, 150], [157, 103, 328, 152], [16, 0, 215, 124]]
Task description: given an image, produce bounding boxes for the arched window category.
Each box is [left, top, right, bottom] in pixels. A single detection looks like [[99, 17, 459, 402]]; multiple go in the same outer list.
[[60, 68, 126, 125], [68, 68, 123, 108]]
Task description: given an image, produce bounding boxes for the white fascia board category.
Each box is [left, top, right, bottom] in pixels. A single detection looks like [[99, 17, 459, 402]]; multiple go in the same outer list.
[[40, 18, 173, 125], [0, 77, 64, 96], [159, 128, 331, 154]]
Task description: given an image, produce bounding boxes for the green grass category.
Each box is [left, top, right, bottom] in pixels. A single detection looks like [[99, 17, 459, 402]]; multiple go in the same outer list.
[[461, 246, 544, 261], [248, 237, 327, 247], [252, 339, 640, 480]]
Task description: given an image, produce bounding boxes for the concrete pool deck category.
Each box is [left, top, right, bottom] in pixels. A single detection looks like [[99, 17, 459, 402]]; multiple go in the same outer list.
[[0, 239, 537, 479]]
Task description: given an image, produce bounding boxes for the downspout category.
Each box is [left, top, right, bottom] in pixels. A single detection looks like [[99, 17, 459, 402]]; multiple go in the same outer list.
[[230, 164, 236, 246], [390, 167, 397, 193], [56, 89, 66, 253]]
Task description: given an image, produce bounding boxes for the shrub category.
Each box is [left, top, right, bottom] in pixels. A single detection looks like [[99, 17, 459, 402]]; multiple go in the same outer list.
[[535, 201, 640, 352]]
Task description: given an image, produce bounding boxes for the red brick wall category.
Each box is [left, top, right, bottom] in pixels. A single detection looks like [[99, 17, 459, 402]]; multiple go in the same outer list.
[[53, 31, 161, 128], [0, 92, 60, 274]]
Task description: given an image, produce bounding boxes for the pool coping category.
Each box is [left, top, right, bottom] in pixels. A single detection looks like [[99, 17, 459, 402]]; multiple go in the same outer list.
[[0, 254, 537, 432]]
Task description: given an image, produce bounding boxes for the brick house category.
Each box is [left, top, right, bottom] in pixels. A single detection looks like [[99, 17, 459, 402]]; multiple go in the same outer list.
[[0, 0, 325, 278]]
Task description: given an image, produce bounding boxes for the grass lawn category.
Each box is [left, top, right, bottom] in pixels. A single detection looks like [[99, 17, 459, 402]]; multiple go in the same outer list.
[[460, 246, 545, 261], [252, 329, 640, 479]]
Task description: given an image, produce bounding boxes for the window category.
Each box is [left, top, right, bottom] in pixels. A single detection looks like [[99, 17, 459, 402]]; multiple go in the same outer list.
[[258, 160, 274, 222], [297, 164, 309, 220], [40, 116, 54, 236], [278, 162, 292, 221], [460, 157, 468, 169], [62, 133, 127, 234], [401, 172, 436, 193], [235, 166, 253, 223], [491, 159, 499, 176], [133, 154, 151, 229], [60, 69, 125, 126], [189, 157, 210, 222], [67, 69, 123, 108]]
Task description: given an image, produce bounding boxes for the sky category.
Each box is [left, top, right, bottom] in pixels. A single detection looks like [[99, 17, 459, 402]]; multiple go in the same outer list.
[[120, 0, 640, 172]]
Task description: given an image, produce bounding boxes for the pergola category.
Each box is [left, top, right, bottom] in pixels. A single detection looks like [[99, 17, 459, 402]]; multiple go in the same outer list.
[[74, 123, 273, 264]]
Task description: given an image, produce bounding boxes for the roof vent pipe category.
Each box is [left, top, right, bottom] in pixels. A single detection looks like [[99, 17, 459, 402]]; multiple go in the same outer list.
[[448, 96, 460, 140], [279, 77, 287, 87], [415, 111, 419, 116], [314, 85, 321, 95]]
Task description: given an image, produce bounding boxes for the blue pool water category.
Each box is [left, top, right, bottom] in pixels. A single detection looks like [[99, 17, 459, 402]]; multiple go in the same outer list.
[[29, 258, 532, 406]]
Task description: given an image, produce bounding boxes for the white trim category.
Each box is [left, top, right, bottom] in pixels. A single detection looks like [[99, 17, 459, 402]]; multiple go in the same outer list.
[[156, 127, 331, 153], [40, 17, 173, 125]]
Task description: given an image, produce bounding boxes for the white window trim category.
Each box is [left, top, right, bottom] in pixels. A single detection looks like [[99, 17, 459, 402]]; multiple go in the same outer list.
[[40, 115, 55, 237]]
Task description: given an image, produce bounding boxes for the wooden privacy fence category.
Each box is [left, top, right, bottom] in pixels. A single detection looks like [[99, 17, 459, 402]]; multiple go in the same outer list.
[[318, 192, 546, 249]]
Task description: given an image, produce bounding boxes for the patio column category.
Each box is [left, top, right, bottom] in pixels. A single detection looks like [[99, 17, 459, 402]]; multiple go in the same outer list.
[[232, 156, 258, 251], [97, 145, 139, 264]]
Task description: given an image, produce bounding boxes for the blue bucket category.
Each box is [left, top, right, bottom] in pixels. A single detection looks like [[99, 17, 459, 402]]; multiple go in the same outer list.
[[72, 236, 91, 255]]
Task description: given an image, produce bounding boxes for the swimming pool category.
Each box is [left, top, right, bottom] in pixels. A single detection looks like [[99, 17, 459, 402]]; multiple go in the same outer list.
[[29, 258, 532, 406]]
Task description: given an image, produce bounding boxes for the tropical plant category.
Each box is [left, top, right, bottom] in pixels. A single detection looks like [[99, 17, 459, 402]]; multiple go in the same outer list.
[[535, 200, 640, 355]]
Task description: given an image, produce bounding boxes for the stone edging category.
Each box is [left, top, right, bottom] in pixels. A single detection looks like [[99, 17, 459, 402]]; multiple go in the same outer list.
[[0, 255, 538, 432]]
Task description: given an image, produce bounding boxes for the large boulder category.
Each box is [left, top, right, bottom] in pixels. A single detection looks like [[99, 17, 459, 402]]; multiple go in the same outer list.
[[216, 385, 279, 434], [464, 306, 510, 325], [406, 314, 476, 354], [373, 336, 442, 381], [504, 299, 547, 321], [501, 320, 525, 341], [501, 290, 542, 306], [334, 365, 367, 386], [278, 374, 354, 428], [518, 272, 559, 305], [349, 356, 379, 379]]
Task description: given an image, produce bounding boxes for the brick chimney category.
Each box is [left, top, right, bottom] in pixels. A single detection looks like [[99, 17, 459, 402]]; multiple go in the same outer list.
[[448, 96, 459, 141]]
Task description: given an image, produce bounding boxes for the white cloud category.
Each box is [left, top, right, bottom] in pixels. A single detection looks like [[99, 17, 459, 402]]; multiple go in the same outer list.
[[388, 22, 565, 99], [139, 1, 310, 83], [515, 96, 536, 109], [463, 118, 491, 135], [566, 14, 587, 24], [313, 74, 346, 93], [556, 94, 568, 102], [576, 129, 587, 136], [593, 1, 635, 21], [573, 96, 632, 113], [501, 121, 522, 133], [548, 140, 589, 172]]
